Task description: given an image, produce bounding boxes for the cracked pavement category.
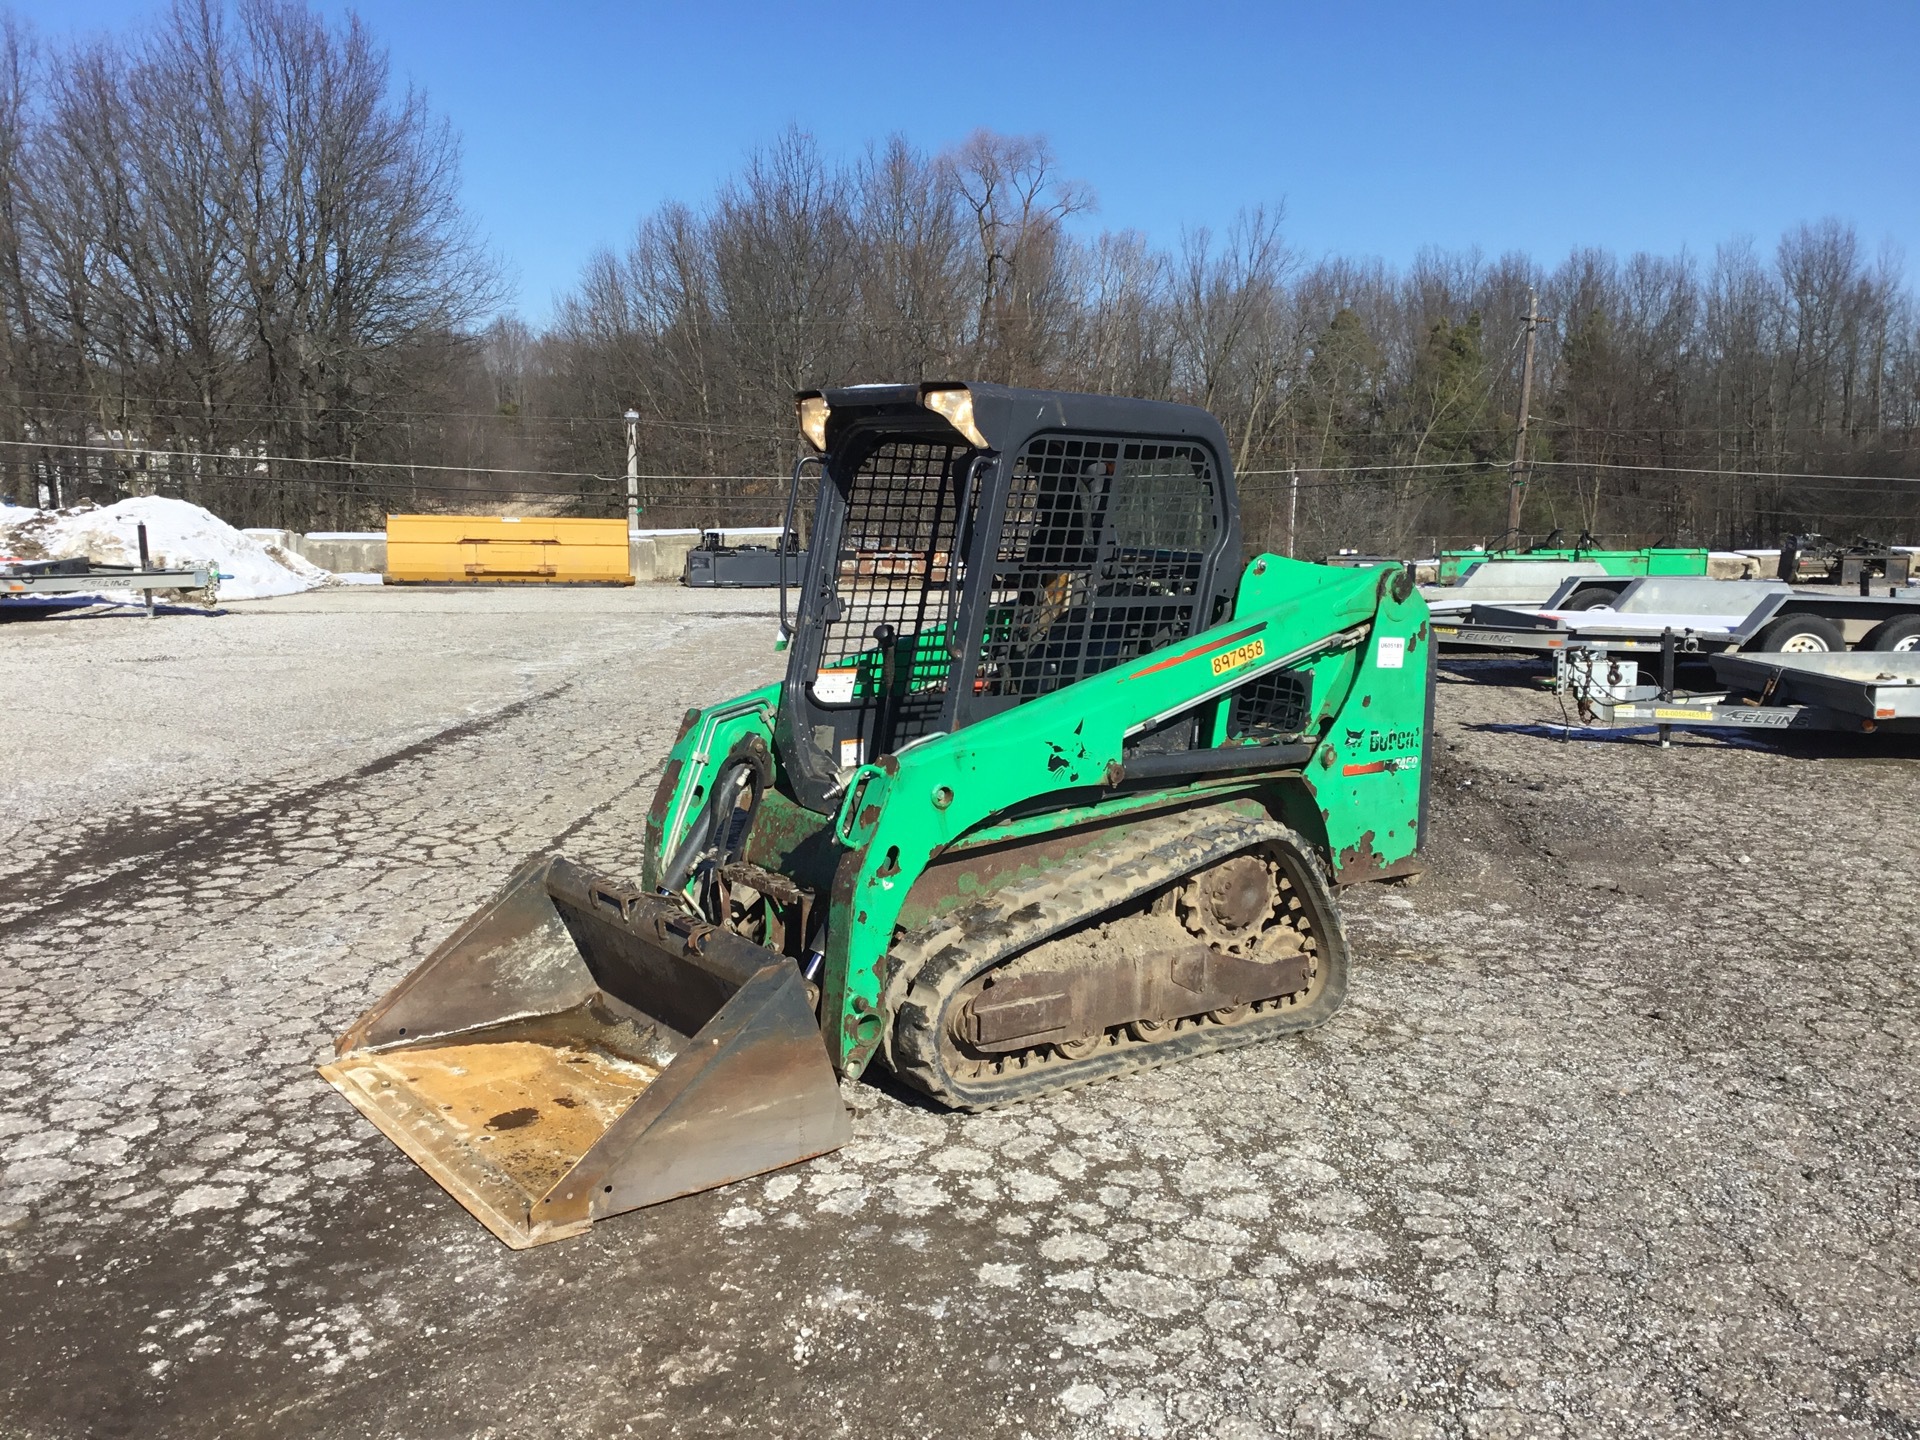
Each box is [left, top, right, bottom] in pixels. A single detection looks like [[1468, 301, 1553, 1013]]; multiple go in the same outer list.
[[4, 590, 1918, 1438]]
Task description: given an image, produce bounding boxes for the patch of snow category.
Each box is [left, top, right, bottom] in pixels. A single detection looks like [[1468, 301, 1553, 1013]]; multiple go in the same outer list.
[[885, 1172, 947, 1215], [716, 1203, 760, 1230], [926, 1145, 993, 1173], [1058, 1311, 1129, 1347], [1039, 1231, 1110, 1265], [171, 1183, 246, 1216], [330, 572, 383, 585], [1097, 1269, 1201, 1318], [1006, 1169, 1062, 1203], [1105, 1394, 1168, 1437], [0, 496, 328, 601], [1058, 1383, 1107, 1417]]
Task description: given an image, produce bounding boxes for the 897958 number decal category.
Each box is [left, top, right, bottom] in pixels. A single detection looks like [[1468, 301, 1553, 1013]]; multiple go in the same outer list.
[[1210, 637, 1266, 676]]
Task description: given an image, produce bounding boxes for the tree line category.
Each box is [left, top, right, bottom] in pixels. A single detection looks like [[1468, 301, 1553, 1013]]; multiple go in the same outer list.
[[4, 1, 1916, 555], [540, 129, 1920, 553], [0, 0, 500, 528]]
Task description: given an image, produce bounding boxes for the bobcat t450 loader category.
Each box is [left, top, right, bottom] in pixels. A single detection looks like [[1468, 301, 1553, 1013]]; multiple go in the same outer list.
[[322, 383, 1433, 1247]]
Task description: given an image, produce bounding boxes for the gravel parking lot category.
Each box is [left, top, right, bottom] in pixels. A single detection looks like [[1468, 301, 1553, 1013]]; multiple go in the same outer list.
[[4, 587, 1918, 1439]]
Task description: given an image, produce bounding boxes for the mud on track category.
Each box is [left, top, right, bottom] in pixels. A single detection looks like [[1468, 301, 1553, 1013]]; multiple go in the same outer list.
[[4, 590, 1920, 1439]]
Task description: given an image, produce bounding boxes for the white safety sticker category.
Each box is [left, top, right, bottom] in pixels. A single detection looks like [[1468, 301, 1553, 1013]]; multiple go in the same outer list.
[[1376, 635, 1406, 669], [839, 738, 864, 768], [814, 668, 857, 704]]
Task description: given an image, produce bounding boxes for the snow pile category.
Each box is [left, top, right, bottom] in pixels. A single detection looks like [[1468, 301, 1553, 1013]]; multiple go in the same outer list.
[[0, 495, 329, 601], [0, 500, 33, 556]]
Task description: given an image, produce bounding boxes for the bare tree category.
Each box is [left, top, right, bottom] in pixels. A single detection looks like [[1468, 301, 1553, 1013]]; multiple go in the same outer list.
[[4, 0, 499, 525], [941, 130, 1092, 383]]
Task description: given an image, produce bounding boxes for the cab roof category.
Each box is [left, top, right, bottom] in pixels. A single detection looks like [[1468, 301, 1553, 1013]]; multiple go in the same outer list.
[[800, 381, 1233, 465]]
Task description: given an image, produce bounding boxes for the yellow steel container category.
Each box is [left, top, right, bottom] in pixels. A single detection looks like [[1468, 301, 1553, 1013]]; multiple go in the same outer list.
[[385, 515, 633, 585]]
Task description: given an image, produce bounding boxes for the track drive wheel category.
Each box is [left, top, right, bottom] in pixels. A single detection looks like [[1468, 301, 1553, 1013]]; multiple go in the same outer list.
[[886, 809, 1350, 1110]]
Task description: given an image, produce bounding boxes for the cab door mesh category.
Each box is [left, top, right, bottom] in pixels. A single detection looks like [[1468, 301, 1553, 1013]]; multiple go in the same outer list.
[[817, 440, 971, 752], [974, 436, 1221, 702]]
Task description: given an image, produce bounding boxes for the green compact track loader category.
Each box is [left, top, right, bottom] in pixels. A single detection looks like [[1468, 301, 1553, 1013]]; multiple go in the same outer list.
[[323, 383, 1434, 1247]]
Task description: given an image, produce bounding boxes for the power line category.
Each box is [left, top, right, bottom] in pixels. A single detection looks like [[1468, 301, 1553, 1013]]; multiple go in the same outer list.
[[0, 392, 790, 436], [15, 434, 1919, 491], [1238, 461, 1501, 476], [0, 437, 790, 484], [1527, 458, 1920, 485], [6, 388, 1913, 455]]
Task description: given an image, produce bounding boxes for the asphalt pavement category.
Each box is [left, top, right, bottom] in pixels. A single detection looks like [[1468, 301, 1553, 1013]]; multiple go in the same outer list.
[[4, 589, 1918, 1439]]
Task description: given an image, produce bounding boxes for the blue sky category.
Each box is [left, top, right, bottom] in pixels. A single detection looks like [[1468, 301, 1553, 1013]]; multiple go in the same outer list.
[[23, 0, 1920, 322]]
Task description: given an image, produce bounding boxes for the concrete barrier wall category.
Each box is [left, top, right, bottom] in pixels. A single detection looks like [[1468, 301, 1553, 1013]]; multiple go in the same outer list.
[[631, 534, 690, 583], [1707, 552, 1763, 580], [297, 532, 387, 574]]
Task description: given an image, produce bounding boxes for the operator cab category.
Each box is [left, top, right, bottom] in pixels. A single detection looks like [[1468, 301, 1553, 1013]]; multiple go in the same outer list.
[[775, 382, 1243, 814]]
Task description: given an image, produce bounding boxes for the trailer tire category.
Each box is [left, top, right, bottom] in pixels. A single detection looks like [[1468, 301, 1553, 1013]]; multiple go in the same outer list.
[[1750, 614, 1846, 653], [1861, 615, 1920, 653], [1566, 586, 1622, 611]]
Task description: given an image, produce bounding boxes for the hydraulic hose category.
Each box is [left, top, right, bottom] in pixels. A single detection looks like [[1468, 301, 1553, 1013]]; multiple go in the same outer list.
[[658, 758, 766, 900]]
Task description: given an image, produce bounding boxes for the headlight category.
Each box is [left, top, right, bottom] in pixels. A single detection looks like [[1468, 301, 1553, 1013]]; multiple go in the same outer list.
[[920, 384, 989, 450], [797, 394, 829, 452]]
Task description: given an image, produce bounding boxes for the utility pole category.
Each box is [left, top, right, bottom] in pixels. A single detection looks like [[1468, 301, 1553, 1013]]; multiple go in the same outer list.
[[624, 409, 640, 531], [1506, 291, 1542, 540], [1285, 466, 1299, 558]]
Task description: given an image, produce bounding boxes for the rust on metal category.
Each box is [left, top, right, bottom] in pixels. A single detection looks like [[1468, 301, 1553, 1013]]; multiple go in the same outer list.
[[321, 1005, 668, 1247], [1334, 828, 1425, 885], [717, 861, 807, 907], [1336, 852, 1427, 885]]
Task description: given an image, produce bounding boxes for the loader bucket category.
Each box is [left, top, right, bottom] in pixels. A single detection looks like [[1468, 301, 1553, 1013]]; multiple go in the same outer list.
[[319, 855, 851, 1248]]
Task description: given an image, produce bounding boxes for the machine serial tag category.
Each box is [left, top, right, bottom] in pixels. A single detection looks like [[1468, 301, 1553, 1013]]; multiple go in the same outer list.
[[1210, 638, 1266, 676], [1377, 635, 1406, 669]]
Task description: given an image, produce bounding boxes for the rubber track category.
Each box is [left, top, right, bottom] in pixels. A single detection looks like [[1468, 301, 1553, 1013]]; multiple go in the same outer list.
[[885, 805, 1349, 1110]]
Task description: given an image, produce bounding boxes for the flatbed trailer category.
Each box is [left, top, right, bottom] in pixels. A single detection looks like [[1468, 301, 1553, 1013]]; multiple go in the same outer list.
[[1433, 574, 1920, 657], [1592, 651, 1920, 737], [1433, 544, 1708, 587], [2, 555, 215, 618], [1419, 557, 1611, 616]]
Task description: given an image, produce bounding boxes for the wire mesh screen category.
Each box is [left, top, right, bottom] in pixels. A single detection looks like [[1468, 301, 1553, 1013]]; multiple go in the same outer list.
[[978, 436, 1220, 699], [1228, 668, 1313, 741], [815, 441, 973, 764], [825, 441, 967, 674]]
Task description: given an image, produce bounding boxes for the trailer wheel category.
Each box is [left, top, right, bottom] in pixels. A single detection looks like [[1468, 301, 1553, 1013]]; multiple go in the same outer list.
[[1862, 615, 1920, 652], [1750, 614, 1846, 653], [1566, 586, 1622, 611]]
